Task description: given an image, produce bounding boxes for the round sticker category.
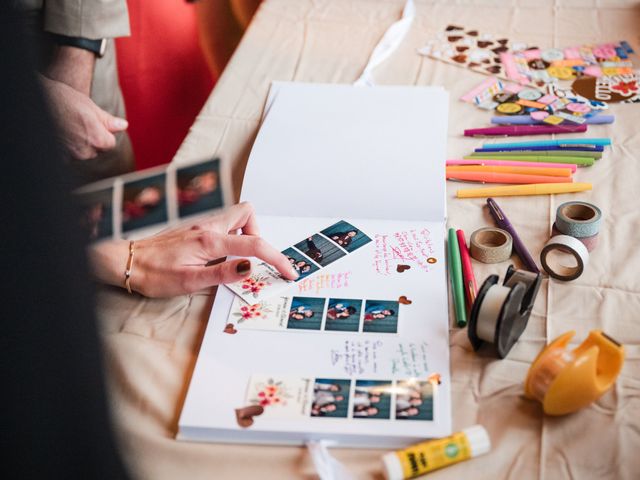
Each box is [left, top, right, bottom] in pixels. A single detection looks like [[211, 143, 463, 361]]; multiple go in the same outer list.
[[518, 89, 543, 101], [547, 66, 575, 80], [530, 110, 549, 121], [496, 102, 523, 115], [541, 48, 564, 63], [528, 58, 550, 70], [493, 92, 516, 103], [566, 102, 591, 113], [427, 257, 437, 264]]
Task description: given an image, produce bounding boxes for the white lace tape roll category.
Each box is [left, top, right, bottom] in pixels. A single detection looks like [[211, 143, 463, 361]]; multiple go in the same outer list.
[[540, 235, 590, 281], [476, 284, 511, 343]]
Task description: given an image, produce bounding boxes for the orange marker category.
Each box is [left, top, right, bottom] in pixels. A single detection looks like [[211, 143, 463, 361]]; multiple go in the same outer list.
[[446, 165, 571, 177]]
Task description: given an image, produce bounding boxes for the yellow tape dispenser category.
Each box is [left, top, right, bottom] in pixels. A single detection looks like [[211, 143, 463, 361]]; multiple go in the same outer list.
[[524, 330, 624, 415]]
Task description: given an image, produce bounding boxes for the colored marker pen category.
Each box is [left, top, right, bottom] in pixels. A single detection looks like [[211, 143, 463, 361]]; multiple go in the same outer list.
[[381, 425, 491, 479]]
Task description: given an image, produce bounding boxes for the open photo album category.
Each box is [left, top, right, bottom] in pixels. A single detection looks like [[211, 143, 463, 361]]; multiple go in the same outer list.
[[178, 82, 452, 447]]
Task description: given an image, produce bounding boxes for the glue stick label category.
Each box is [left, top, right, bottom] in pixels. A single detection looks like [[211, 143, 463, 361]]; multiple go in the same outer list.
[[397, 432, 472, 478]]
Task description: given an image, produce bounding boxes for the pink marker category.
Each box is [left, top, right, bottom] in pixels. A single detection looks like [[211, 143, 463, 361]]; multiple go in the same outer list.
[[446, 159, 577, 173]]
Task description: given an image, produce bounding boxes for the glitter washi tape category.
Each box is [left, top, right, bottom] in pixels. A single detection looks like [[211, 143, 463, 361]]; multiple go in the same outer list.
[[555, 201, 602, 238], [540, 235, 589, 281], [552, 223, 598, 252], [470, 227, 513, 263]]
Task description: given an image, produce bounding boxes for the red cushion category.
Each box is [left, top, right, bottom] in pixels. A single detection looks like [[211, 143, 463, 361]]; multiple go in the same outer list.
[[116, 0, 215, 170]]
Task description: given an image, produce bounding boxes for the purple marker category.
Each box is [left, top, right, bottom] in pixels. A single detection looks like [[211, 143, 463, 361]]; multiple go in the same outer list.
[[487, 198, 540, 273]]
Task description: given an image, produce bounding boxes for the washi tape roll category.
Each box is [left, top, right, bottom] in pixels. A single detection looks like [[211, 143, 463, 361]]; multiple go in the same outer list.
[[555, 201, 602, 238], [552, 223, 598, 252], [470, 228, 513, 263], [540, 235, 589, 281]]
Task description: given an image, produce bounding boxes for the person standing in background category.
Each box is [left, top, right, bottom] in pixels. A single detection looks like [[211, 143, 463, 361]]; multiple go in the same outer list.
[[15, 0, 134, 182]]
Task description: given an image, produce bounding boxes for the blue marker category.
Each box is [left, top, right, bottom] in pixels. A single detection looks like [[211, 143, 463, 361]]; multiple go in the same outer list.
[[490, 115, 615, 126], [475, 144, 604, 153], [484, 138, 612, 149]]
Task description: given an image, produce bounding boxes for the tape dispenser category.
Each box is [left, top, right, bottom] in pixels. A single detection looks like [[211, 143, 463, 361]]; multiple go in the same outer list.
[[468, 265, 541, 358], [524, 330, 624, 415]]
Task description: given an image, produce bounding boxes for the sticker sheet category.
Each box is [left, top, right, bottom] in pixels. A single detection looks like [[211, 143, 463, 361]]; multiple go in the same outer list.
[[501, 41, 637, 86], [418, 25, 517, 78], [74, 158, 227, 242], [460, 76, 607, 124], [225, 220, 372, 305]]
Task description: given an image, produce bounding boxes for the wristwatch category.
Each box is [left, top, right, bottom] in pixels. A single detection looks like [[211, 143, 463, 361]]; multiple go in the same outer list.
[[50, 33, 107, 57]]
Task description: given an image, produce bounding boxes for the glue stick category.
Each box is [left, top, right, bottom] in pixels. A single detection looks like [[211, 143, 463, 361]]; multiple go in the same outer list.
[[381, 425, 490, 479]]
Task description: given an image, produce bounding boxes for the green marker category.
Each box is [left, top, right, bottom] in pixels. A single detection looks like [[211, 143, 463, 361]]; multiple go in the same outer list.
[[464, 154, 594, 167], [447, 228, 467, 327]]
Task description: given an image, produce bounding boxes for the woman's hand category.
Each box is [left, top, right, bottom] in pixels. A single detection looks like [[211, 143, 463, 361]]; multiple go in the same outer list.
[[89, 202, 298, 297]]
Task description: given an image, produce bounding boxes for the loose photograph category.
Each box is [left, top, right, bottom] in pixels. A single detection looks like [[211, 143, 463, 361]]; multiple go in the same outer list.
[[362, 300, 399, 334], [311, 378, 351, 418], [320, 220, 372, 253], [121, 173, 168, 232], [287, 297, 325, 331], [395, 380, 434, 421], [293, 234, 346, 267], [352, 380, 392, 419], [282, 247, 320, 281], [77, 187, 113, 241], [176, 159, 223, 218], [324, 298, 362, 332]]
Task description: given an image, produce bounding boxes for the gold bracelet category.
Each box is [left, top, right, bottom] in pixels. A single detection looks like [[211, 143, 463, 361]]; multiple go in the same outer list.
[[124, 240, 135, 294]]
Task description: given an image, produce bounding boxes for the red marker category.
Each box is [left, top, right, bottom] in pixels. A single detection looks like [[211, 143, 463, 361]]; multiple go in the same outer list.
[[456, 229, 477, 313]]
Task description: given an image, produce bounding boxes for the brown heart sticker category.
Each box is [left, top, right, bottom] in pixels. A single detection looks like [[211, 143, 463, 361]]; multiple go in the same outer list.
[[396, 264, 411, 273], [492, 46, 508, 54], [452, 54, 467, 63], [398, 295, 412, 305], [224, 323, 238, 334], [447, 36, 463, 42], [498, 38, 508, 45], [477, 40, 493, 48], [486, 65, 501, 74], [445, 25, 463, 31], [456, 46, 469, 52], [482, 59, 491, 64], [467, 30, 478, 36], [235, 405, 264, 428], [468, 62, 480, 68]]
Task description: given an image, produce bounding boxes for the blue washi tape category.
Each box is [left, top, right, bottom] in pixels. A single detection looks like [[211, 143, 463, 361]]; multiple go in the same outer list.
[[555, 202, 602, 238]]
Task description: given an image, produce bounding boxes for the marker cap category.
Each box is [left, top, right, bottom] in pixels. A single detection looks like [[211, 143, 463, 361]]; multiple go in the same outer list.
[[463, 425, 491, 457]]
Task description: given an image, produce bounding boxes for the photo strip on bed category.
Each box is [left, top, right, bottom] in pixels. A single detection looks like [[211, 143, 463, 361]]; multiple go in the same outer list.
[[74, 158, 226, 242]]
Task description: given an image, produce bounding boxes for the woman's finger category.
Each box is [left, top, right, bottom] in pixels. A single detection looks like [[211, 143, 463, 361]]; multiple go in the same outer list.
[[223, 234, 299, 280], [192, 258, 253, 289], [193, 202, 260, 236]]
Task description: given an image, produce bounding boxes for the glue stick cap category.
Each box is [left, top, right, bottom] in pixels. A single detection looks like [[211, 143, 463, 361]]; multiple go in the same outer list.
[[463, 425, 491, 457]]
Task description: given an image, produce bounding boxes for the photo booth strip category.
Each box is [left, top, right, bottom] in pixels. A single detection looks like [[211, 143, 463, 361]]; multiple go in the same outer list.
[[225, 295, 400, 335], [225, 220, 372, 305], [73, 158, 227, 243], [243, 376, 436, 424]]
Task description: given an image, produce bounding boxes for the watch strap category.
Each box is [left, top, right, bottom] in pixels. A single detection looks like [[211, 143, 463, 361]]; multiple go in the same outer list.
[[50, 34, 107, 57]]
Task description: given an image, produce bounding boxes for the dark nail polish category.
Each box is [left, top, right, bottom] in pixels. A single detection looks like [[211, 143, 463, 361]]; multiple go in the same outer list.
[[236, 260, 251, 275]]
